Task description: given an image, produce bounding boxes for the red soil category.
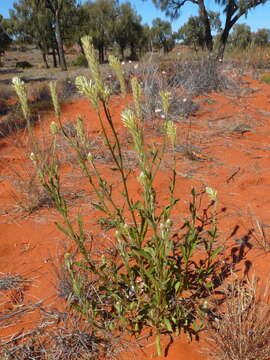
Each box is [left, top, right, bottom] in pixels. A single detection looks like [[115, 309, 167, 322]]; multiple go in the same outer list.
[[1, 76, 270, 358]]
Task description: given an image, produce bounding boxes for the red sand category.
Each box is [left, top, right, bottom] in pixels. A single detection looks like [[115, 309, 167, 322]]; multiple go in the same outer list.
[[1, 76, 270, 358]]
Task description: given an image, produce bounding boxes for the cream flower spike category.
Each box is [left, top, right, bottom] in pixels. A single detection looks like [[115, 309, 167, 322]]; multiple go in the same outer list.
[[12, 76, 30, 121]]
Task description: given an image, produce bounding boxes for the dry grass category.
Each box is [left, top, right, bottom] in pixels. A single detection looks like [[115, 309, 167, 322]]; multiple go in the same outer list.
[[1, 309, 128, 360], [0, 273, 27, 291], [204, 277, 270, 360], [248, 212, 270, 253]]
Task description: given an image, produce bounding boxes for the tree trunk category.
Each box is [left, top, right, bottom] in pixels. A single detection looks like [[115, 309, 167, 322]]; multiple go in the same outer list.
[[120, 46, 125, 61], [198, 0, 213, 52], [130, 42, 137, 60], [217, 29, 230, 59], [52, 46, 58, 67], [217, 15, 242, 59], [78, 38, 85, 55], [42, 52, 49, 68], [98, 45, 104, 64], [54, 10, 67, 71]]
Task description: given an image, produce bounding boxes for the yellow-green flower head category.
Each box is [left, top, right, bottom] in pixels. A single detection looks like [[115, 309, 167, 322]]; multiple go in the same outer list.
[[137, 171, 147, 186], [49, 81, 60, 118], [109, 55, 126, 96], [160, 90, 171, 116], [81, 36, 104, 95], [131, 77, 142, 120], [87, 152, 93, 162], [75, 76, 99, 109], [29, 152, 36, 163], [205, 186, 218, 202], [166, 120, 177, 146], [50, 121, 58, 136], [121, 109, 136, 131], [12, 77, 30, 120]]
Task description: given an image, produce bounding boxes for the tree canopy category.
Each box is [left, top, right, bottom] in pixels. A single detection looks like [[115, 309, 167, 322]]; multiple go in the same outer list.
[[0, 16, 12, 55], [150, 0, 269, 57]]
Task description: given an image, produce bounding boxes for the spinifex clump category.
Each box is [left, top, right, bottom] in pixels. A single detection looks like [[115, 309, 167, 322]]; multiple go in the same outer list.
[[13, 36, 222, 356]]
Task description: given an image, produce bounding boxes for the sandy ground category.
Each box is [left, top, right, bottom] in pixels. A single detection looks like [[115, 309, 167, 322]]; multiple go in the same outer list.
[[0, 74, 270, 359]]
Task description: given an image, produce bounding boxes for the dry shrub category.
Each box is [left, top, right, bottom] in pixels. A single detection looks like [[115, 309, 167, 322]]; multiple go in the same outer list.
[[10, 168, 53, 213], [1, 310, 125, 360], [205, 278, 270, 360], [167, 56, 234, 96], [0, 99, 9, 116], [58, 77, 79, 102], [0, 84, 16, 100], [28, 82, 51, 103], [248, 212, 270, 253], [0, 111, 29, 139], [133, 59, 198, 122], [28, 82, 53, 113]]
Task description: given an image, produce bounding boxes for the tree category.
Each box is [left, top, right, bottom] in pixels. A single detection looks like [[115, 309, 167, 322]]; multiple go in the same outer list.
[[114, 2, 143, 60], [253, 28, 270, 47], [177, 12, 221, 52], [230, 23, 252, 49], [44, 0, 77, 71], [10, 0, 78, 69], [0, 16, 12, 56], [10, 0, 54, 68], [150, 0, 268, 57], [151, 17, 175, 53], [82, 0, 117, 63]]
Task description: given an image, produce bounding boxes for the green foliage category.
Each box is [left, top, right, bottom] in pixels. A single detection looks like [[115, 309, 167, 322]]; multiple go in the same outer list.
[[260, 73, 270, 84], [0, 16, 12, 54], [150, 0, 268, 57], [72, 54, 88, 67], [229, 24, 252, 49], [114, 2, 145, 59], [177, 12, 221, 51], [252, 28, 270, 47], [151, 17, 175, 53]]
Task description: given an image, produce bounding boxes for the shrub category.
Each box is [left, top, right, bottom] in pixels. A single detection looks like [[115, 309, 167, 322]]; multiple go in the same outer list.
[[15, 61, 33, 69], [167, 56, 234, 96], [0, 99, 9, 115], [14, 37, 224, 356], [58, 77, 79, 101], [28, 82, 53, 114], [205, 278, 270, 360], [133, 60, 199, 122], [72, 54, 88, 68], [260, 72, 270, 84]]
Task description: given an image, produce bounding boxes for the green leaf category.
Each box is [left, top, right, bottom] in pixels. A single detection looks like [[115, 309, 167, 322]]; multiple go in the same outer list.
[[174, 281, 181, 293], [55, 222, 72, 237], [210, 246, 222, 261], [91, 202, 107, 213], [164, 318, 173, 332], [143, 246, 155, 257], [205, 282, 214, 289]]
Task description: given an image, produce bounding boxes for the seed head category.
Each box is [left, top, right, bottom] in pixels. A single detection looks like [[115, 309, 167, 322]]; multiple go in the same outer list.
[[50, 121, 58, 136], [109, 55, 126, 96], [49, 81, 60, 118], [12, 77, 30, 121]]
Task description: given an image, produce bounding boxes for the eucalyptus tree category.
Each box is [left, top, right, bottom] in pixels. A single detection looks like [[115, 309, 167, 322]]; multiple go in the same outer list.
[[177, 12, 221, 52], [82, 0, 118, 63], [0, 16, 12, 56], [253, 28, 270, 47], [151, 18, 175, 53], [10, 0, 53, 68], [43, 0, 75, 70], [150, 0, 269, 57], [114, 2, 144, 60], [230, 23, 252, 49]]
